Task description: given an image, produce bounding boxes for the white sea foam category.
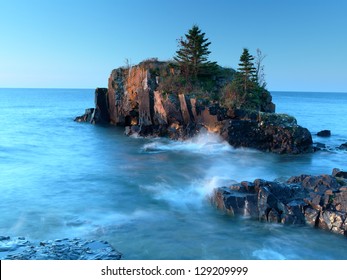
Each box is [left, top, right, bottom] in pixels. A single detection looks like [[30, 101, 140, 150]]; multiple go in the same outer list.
[[139, 174, 236, 212], [138, 131, 268, 211], [142, 131, 233, 155]]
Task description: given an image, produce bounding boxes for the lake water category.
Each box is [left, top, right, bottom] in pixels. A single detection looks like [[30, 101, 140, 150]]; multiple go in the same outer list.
[[1, 88, 347, 259]]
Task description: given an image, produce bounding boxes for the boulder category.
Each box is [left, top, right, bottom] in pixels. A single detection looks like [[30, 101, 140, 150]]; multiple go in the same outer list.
[[338, 142, 347, 150], [317, 130, 331, 137]]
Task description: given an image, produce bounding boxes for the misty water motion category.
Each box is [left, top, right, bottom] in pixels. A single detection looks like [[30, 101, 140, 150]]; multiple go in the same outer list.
[[1, 89, 347, 259]]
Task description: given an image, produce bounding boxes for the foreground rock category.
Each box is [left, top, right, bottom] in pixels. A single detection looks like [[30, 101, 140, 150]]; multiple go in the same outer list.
[[0, 237, 122, 260], [211, 168, 347, 236], [75, 60, 313, 154]]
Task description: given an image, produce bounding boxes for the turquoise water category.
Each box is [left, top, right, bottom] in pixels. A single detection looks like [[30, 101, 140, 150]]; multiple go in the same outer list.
[[0, 88, 347, 259]]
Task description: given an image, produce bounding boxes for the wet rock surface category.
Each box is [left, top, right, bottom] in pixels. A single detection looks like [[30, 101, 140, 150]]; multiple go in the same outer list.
[[211, 168, 347, 237], [0, 237, 122, 260]]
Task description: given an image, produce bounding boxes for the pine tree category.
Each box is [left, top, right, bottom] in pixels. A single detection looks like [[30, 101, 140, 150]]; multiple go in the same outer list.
[[224, 48, 271, 111], [238, 48, 257, 94], [174, 25, 215, 79]]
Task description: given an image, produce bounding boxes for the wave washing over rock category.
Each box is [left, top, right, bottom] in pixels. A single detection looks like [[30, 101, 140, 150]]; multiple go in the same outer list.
[[0, 236, 122, 260]]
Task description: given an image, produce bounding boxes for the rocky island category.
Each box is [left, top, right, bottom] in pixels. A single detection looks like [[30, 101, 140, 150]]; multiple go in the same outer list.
[[75, 58, 312, 154], [76, 25, 313, 154]]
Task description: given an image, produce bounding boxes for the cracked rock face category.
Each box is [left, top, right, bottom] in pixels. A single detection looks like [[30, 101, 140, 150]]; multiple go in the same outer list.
[[0, 237, 122, 260]]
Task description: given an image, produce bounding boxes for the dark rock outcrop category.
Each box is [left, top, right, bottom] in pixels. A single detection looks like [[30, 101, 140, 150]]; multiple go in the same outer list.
[[75, 60, 313, 154], [338, 142, 347, 150], [220, 110, 312, 154], [74, 88, 110, 124], [0, 237, 122, 260], [317, 130, 331, 137], [332, 168, 347, 179], [211, 169, 347, 236]]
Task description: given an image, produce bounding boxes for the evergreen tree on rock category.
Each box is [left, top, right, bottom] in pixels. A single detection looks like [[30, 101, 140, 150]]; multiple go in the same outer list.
[[238, 48, 257, 94], [223, 48, 273, 112], [174, 25, 216, 79]]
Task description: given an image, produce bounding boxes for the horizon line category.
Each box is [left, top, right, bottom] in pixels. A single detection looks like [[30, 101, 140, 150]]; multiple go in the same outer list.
[[0, 87, 346, 94]]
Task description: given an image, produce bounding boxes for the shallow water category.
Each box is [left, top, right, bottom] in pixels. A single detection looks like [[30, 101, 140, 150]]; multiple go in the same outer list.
[[0, 88, 346, 259]]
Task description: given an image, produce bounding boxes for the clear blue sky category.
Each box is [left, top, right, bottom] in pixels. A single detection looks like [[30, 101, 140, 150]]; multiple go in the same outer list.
[[1, 0, 346, 92]]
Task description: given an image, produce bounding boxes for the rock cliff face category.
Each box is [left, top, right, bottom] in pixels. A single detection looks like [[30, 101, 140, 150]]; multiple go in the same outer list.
[[75, 60, 313, 154], [211, 169, 347, 236]]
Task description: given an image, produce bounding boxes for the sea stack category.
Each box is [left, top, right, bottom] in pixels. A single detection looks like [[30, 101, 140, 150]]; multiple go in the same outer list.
[[75, 59, 313, 154]]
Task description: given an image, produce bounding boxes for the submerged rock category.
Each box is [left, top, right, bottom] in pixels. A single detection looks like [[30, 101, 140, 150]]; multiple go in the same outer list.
[[313, 142, 326, 151], [338, 142, 347, 150], [0, 237, 122, 260], [211, 169, 347, 237]]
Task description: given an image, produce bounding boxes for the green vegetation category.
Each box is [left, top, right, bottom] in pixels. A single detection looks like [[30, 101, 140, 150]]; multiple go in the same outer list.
[[221, 48, 272, 111], [164, 25, 225, 101], [258, 112, 297, 126], [238, 48, 257, 94]]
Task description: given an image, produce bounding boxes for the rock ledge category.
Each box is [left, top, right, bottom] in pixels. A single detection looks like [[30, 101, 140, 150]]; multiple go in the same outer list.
[[0, 237, 122, 260], [211, 169, 347, 236]]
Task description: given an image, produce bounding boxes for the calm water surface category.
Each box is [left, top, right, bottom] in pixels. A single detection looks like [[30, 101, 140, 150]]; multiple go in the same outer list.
[[0, 88, 347, 259]]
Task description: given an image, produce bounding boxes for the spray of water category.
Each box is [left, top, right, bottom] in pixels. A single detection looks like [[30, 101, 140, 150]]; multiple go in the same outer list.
[[139, 131, 273, 210], [142, 131, 234, 154]]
